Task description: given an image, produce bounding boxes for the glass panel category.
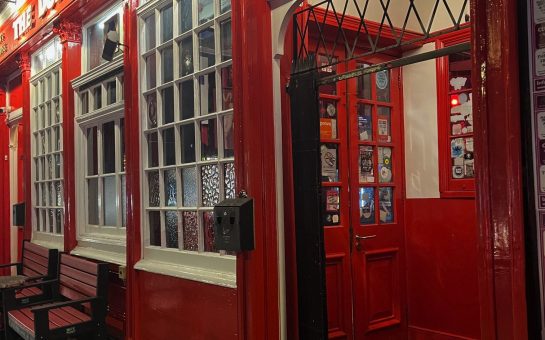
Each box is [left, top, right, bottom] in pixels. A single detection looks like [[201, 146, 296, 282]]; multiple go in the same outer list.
[[182, 167, 198, 206], [47, 155, 53, 180], [451, 137, 474, 179], [147, 132, 159, 167], [199, 72, 216, 115], [147, 93, 158, 128], [378, 147, 393, 183], [87, 13, 119, 70], [103, 176, 117, 226], [148, 171, 160, 207], [93, 86, 102, 110], [164, 169, 177, 207], [145, 15, 156, 51], [375, 70, 390, 102], [222, 114, 234, 158], [319, 99, 338, 140], [450, 92, 473, 135], [106, 80, 116, 105], [321, 143, 339, 182], [146, 54, 157, 90], [88, 178, 99, 225], [198, 0, 214, 24], [121, 175, 126, 227], [180, 80, 195, 119], [200, 119, 218, 160], [81, 91, 89, 114], [49, 209, 54, 233], [224, 162, 235, 199], [359, 187, 375, 225], [199, 28, 215, 69], [103, 121, 116, 173], [379, 187, 394, 223], [201, 164, 220, 206], [165, 211, 179, 248], [161, 4, 173, 42], [182, 211, 199, 251], [464, 137, 474, 178], [377, 107, 391, 143], [358, 104, 373, 141], [53, 126, 60, 151], [449, 52, 472, 91], [87, 127, 98, 175], [162, 86, 175, 124], [54, 100, 60, 123], [54, 154, 61, 179], [149, 211, 161, 246], [180, 37, 194, 76], [318, 54, 337, 95], [163, 127, 176, 166], [162, 46, 174, 83], [120, 118, 125, 171], [49, 182, 54, 206], [220, 20, 232, 61], [203, 211, 216, 252], [221, 66, 233, 110], [55, 209, 63, 234], [35, 208, 40, 231], [41, 183, 46, 206], [322, 187, 340, 226], [55, 181, 63, 206], [180, 124, 196, 163], [220, 0, 231, 13], [359, 146, 374, 183], [179, 0, 192, 33], [357, 64, 372, 99]]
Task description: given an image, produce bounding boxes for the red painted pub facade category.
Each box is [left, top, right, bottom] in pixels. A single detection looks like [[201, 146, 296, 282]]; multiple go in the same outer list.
[[0, 0, 540, 339]]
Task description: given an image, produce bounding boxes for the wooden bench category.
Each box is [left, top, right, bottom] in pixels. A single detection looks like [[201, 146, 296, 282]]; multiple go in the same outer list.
[[3, 254, 108, 340], [0, 241, 58, 333]]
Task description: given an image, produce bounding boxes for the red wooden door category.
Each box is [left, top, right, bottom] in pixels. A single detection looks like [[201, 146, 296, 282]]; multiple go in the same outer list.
[[318, 49, 406, 340]]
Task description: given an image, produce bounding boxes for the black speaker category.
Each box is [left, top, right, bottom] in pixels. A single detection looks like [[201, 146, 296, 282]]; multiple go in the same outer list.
[[13, 202, 25, 227], [102, 38, 118, 62]]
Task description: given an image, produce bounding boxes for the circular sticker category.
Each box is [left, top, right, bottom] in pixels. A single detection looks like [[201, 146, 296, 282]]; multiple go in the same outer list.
[[380, 167, 392, 182], [326, 103, 336, 117], [376, 71, 389, 90]]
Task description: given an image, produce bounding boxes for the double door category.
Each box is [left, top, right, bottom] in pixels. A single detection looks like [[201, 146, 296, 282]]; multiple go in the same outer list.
[[318, 52, 406, 339]]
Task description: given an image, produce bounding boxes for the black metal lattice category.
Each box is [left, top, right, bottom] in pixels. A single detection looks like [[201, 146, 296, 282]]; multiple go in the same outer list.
[[293, 0, 470, 74]]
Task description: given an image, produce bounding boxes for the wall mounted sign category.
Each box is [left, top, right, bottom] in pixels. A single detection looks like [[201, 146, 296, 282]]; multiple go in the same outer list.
[[528, 0, 545, 333]]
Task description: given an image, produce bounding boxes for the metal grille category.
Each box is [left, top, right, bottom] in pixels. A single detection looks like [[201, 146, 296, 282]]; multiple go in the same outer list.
[[293, 0, 470, 74]]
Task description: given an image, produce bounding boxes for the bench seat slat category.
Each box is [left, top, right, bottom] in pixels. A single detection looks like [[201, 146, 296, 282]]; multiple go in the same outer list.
[[60, 274, 96, 299], [60, 256, 98, 276], [60, 265, 98, 288], [22, 257, 48, 277], [15, 287, 43, 299], [23, 251, 49, 269], [23, 242, 49, 259]]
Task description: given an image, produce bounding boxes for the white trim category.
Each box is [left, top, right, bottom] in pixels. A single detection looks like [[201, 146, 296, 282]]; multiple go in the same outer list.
[[71, 239, 126, 266], [6, 108, 23, 126], [31, 232, 65, 251], [72, 55, 124, 90]]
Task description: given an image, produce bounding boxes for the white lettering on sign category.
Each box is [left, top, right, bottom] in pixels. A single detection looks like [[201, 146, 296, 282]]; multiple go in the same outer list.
[[12, 6, 33, 40], [38, 0, 60, 18]]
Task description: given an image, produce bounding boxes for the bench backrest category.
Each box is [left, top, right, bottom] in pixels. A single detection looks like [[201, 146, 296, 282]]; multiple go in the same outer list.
[[58, 254, 108, 301], [19, 241, 58, 279]]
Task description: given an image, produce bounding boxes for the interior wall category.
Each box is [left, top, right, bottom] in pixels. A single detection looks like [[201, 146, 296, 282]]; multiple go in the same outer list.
[[402, 43, 480, 339]]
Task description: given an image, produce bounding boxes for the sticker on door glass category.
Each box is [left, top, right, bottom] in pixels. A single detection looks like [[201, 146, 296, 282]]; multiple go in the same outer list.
[[321, 144, 338, 182], [323, 187, 340, 226], [376, 70, 389, 90], [358, 104, 372, 141], [535, 0, 545, 23], [378, 147, 393, 183], [359, 187, 375, 225], [377, 107, 391, 143], [379, 187, 394, 224], [450, 92, 473, 135], [359, 146, 374, 183]]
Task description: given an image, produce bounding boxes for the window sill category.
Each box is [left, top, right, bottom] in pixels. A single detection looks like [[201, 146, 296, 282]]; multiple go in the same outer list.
[[72, 235, 126, 266], [32, 232, 65, 251], [135, 248, 236, 288]]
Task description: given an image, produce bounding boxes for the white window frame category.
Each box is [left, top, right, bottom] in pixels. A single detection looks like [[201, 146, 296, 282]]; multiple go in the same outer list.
[[30, 37, 64, 251], [135, 0, 236, 288], [72, 3, 127, 265]]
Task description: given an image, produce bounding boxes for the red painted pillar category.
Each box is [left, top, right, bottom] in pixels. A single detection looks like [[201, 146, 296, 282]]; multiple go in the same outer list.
[[17, 53, 32, 242], [0, 87, 9, 274], [17, 124, 24, 259], [53, 20, 82, 252], [472, 0, 528, 338]]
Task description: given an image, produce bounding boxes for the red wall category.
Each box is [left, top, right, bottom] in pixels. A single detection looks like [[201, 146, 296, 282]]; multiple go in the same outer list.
[[137, 271, 238, 340], [8, 75, 22, 110], [405, 198, 480, 339]]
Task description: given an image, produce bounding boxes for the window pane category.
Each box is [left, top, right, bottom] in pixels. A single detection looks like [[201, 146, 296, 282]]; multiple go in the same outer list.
[[54, 154, 61, 178], [180, 37, 194, 76], [162, 46, 174, 83], [378, 147, 393, 183], [359, 187, 375, 225], [149, 211, 161, 246], [201, 164, 220, 206], [120, 118, 125, 171], [358, 104, 373, 141], [182, 167, 197, 206], [221, 66, 233, 110], [162, 86, 175, 124], [198, 0, 214, 24], [375, 70, 390, 102], [200, 119, 217, 160], [321, 143, 339, 182], [148, 171, 160, 207], [449, 52, 472, 91], [182, 211, 199, 251], [146, 54, 157, 90], [147, 93, 158, 128], [103, 121, 116, 173], [165, 211, 179, 248], [359, 146, 374, 183], [163, 127, 176, 166], [55, 181, 63, 206], [221, 20, 232, 61], [164, 169, 177, 207], [322, 187, 340, 226], [53, 126, 60, 151], [145, 15, 156, 51], [161, 4, 173, 42], [199, 28, 215, 69], [56, 209, 63, 234], [199, 72, 216, 115], [224, 163, 235, 199], [121, 175, 126, 227], [81, 91, 89, 114], [147, 132, 159, 167], [180, 0, 192, 33], [87, 14, 119, 70], [103, 176, 117, 226], [54, 100, 60, 123], [377, 106, 391, 143], [222, 114, 234, 158], [357, 64, 372, 99], [49, 209, 54, 233], [203, 211, 216, 252], [93, 86, 102, 110], [87, 127, 98, 175], [379, 187, 394, 223], [180, 124, 196, 163], [220, 0, 231, 13], [106, 80, 116, 105], [88, 178, 99, 225], [180, 80, 195, 119], [319, 99, 337, 140]]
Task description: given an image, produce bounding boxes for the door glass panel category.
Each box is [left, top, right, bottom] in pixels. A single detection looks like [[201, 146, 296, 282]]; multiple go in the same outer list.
[[200, 119, 218, 160], [378, 147, 393, 184], [359, 146, 374, 183], [375, 70, 390, 102], [358, 103, 373, 141], [147, 132, 159, 167], [182, 211, 199, 250], [165, 211, 179, 248], [164, 169, 177, 207], [149, 211, 161, 246], [357, 64, 372, 99], [163, 127, 176, 166], [319, 99, 338, 140], [359, 187, 375, 225], [180, 124, 196, 163], [161, 4, 173, 42], [378, 187, 394, 224], [317, 54, 337, 95], [103, 121, 116, 174], [321, 143, 339, 182], [88, 178, 99, 225], [377, 106, 391, 143], [322, 187, 340, 226]]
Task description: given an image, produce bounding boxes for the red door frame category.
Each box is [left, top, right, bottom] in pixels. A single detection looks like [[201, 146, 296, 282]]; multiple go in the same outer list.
[[471, 0, 529, 338]]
